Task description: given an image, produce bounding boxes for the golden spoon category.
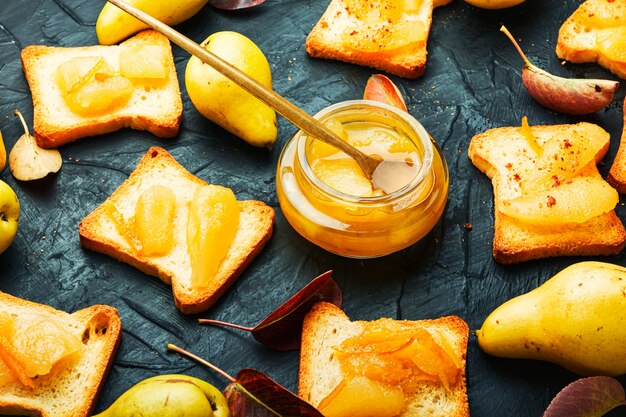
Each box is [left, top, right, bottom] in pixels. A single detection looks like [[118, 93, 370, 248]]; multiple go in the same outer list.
[[105, 0, 399, 192]]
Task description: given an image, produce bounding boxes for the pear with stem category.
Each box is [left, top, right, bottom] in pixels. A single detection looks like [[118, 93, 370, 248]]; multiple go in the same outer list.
[[501, 25, 618, 115]]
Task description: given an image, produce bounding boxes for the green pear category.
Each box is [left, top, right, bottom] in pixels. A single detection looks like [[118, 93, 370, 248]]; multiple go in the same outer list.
[[185, 31, 278, 149], [477, 261, 626, 376], [93, 374, 230, 417], [96, 0, 208, 45]]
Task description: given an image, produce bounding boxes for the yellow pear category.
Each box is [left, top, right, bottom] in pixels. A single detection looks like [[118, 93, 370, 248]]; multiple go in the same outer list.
[[0, 131, 6, 171], [93, 374, 230, 417], [96, 0, 208, 45], [185, 31, 277, 148], [477, 262, 626, 376]]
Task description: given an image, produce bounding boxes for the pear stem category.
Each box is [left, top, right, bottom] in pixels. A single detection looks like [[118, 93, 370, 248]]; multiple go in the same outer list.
[[500, 25, 533, 68], [197, 319, 254, 332], [166, 343, 236, 383], [13, 109, 30, 136]]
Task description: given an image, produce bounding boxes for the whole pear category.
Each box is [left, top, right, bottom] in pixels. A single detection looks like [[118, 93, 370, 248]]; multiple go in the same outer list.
[[93, 374, 230, 417], [185, 31, 278, 148], [96, 0, 208, 45], [477, 262, 626, 376]]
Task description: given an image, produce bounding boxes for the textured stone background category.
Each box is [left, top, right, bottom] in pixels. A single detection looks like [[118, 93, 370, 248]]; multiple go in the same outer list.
[[1, 1, 626, 416]]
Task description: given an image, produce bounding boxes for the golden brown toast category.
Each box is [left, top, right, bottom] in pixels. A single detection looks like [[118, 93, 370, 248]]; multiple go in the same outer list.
[[469, 122, 626, 264], [306, 0, 451, 79], [609, 101, 626, 192], [556, 0, 626, 79], [21, 30, 182, 148], [0, 291, 121, 417], [299, 302, 469, 417], [79, 147, 275, 315]]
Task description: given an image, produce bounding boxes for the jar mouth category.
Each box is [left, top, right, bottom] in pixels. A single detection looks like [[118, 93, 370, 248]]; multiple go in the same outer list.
[[296, 99, 435, 203]]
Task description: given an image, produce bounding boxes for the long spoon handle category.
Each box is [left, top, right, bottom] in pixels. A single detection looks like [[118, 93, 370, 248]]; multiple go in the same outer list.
[[106, 0, 372, 165]]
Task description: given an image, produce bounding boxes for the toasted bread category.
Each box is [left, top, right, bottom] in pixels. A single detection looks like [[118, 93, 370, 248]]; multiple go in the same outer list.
[[299, 302, 469, 417], [608, 101, 626, 192], [21, 30, 182, 149], [556, 0, 626, 79], [0, 291, 121, 417], [79, 147, 274, 315], [469, 122, 626, 264], [306, 0, 450, 79]]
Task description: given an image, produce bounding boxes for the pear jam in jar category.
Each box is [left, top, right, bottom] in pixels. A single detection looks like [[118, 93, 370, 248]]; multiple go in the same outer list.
[[276, 100, 449, 258]]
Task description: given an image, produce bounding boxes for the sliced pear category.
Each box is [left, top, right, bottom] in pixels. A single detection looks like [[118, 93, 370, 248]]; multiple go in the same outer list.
[[500, 176, 618, 226], [522, 130, 604, 193], [120, 45, 167, 79], [135, 185, 176, 256], [311, 158, 373, 196], [318, 376, 406, 417], [597, 27, 626, 63], [54, 56, 106, 93], [187, 185, 240, 288], [68, 75, 133, 115], [9, 110, 62, 181]]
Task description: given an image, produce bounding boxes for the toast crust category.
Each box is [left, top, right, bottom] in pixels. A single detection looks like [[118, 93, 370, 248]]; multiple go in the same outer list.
[[0, 291, 122, 417], [21, 30, 183, 148], [298, 302, 469, 417], [306, 0, 449, 79], [79, 147, 275, 314], [469, 122, 626, 264], [556, 0, 626, 79], [609, 101, 626, 193]]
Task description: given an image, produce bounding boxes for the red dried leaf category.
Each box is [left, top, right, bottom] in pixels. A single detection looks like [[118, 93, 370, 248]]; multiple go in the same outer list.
[[224, 369, 323, 417], [200, 271, 342, 350], [543, 376, 626, 417], [363, 74, 408, 112], [207, 0, 265, 10]]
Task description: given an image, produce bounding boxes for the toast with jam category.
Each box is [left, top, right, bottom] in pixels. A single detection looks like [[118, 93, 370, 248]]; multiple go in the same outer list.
[[21, 30, 182, 148], [0, 291, 121, 417], [469, 121, 626, 264], [299, 302, 469, 417], [306, 0, 452, 79], [79, 147, 274, 314]]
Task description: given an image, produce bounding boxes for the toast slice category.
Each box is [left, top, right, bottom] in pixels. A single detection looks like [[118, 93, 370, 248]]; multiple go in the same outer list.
[[608, 101, 626, 192], [556, 0, 626, 79], [299, 302, 469, 417], [79, 147, 275, 315], [21, 30, 182, 148], [469, 122, 626, 264], [306, 0, 450, 79], [0, 291, 121, 417]]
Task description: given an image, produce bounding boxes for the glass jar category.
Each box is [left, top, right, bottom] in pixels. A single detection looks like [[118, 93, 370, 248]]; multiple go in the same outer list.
[[276, 100, 449, 258]]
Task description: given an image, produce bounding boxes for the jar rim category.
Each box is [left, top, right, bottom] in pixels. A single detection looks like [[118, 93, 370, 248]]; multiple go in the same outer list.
[[296, 99, 435, 203]]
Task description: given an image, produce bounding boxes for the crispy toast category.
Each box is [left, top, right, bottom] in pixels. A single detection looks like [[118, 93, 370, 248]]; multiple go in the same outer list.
[[556, 0, 626, 79], [21, 30, 182, 148], [299, 302, 469, 417], [0, 291, 121, 417], [469, 122, 626, 264], [306, 0, 451, 79], [608, 101, 626, 192], [79, 147, 275, 315]]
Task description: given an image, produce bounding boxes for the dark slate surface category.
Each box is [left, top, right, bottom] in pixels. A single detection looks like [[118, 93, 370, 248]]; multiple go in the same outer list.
[[1, 1, 626, 416]]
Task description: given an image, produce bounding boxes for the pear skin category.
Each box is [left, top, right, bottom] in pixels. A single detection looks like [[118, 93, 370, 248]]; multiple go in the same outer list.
[[477, 261, 626, 376], [94, 375, 230, 417], [96, 0, 208, 45], [185, 31, 278, 149]]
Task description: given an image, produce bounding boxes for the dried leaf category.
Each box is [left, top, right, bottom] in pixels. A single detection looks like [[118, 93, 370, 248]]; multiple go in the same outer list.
[[363, 74, 408, 112], [200, 271, 342, 350], [543, 376, 626, 417], [207, 0, 265, 10], [224, 368, 323, 417]]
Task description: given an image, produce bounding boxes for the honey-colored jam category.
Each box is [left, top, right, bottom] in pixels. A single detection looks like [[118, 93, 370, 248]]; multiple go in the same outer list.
[[276, 100, 448, 258]]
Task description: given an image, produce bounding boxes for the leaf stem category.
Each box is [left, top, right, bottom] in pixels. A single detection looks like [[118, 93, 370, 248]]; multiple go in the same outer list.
[[166, 343, 236, 383], [13, 109, 30, 136], [500, 25, 533, 68], [198, 319, 254, 332]]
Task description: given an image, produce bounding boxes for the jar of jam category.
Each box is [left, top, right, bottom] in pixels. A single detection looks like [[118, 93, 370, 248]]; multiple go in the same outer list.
[[276, 100, 449, 258]]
